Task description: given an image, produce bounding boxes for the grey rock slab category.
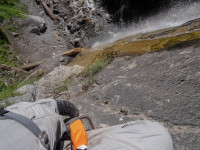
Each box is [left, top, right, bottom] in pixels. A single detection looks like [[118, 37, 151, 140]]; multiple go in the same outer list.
[[94, 46, 200, 126], [16, 84, 35, 94], [69, 41, 200, 150]]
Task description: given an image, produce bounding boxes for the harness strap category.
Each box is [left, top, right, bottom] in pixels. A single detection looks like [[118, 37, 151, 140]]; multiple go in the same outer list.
[[0, 107, 50, 150]]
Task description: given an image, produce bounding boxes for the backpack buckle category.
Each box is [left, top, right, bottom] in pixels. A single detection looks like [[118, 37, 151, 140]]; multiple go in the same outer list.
[[39, 131, 50, 150]]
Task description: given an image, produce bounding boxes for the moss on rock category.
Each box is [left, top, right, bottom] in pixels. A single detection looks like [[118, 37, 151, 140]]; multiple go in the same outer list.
[[70, 30, 200, 69]]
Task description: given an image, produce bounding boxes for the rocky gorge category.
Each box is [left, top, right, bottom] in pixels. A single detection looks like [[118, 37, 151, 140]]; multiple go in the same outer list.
[[0, 0, 200, 150]]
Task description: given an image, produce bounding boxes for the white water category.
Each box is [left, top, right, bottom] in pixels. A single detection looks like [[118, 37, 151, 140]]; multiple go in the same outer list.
[[92, 1, 200, 47], [72, 0, 95, 11]]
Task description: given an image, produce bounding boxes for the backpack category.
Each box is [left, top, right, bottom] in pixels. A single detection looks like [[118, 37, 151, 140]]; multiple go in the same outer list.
[[1, 107, 94, 150], [58, 116, 95, 150]]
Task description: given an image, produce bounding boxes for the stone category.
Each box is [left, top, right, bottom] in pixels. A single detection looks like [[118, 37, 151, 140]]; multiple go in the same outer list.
[[72, 38, 84, 47], [52, 0, 59, 4], [26, 15, 47, 33], [16, 84, 35, 94], [104, 13, 112, 22], [77, 0, 85, 7], [53, 4, 59, 14], [67, 23, 72, 30], [12, 32, 19, 37], [30, 26, 40, 35], [40, 11, 45, 16], [58, 56, 65, 62], [35, 0, 40, 4], [35, 65, 84, 99]]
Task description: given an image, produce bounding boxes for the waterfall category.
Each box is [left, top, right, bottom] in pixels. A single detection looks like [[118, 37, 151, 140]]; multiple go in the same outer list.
[[92, 1, 200, 47]]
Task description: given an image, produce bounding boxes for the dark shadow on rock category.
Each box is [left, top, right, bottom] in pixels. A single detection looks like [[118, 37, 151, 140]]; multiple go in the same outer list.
[[166, 38, 200, 51]]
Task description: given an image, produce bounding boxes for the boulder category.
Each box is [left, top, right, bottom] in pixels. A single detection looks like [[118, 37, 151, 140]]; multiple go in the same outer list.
[[30, 26, 41, 35], [12, 32, 19, 37], [71, 38, 84, 47], [25, 15, 47, 34]]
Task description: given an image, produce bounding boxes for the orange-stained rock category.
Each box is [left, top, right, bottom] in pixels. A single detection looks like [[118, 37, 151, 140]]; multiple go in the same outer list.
[[62, 47, 85, 57]]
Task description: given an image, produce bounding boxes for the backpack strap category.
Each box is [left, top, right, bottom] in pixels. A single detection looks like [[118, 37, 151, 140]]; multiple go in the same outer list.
[[67, 117, 88, 150], [0, 107, 50, 150], [4, 112, 41, 137]]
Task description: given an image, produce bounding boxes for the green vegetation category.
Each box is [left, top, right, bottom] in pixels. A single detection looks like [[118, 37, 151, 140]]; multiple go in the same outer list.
[[82, 57, 112, 77], [0, 0, 28, 101], [71, 30, 200, 69], [19, 76, 42, 88], [7, 25, 23, 38], [0, 83, 22, 101], [0, 28, 9, 44], [0, 28, 19, 66], [0, 0, 27, 22], [69, 30, 200, 87], [0, 76, 42, 101], [7, 25, 18, 32], [0, 0, 24, 66], [0, 100, 13, 108], [120, 107, 129, 115], [0, 80, 6, 91], [0, 44, 19, 66], [82, 57, 113, 85], [55, 78, 72, 94]]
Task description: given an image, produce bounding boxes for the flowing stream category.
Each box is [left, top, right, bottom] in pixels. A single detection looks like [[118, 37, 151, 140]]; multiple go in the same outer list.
[[92, 1, 200, 47]]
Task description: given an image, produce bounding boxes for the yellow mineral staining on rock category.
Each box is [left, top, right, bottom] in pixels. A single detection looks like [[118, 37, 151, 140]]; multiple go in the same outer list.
[[69, 23, 200, 69]]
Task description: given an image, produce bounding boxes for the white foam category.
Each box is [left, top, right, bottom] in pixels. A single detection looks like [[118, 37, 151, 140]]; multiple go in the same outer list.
[[72, 0, 95, 10], [92, 2, 200, 47]]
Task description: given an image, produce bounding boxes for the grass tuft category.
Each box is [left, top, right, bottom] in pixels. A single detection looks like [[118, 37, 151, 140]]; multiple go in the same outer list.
[[0, 44, 19, 66], [0, 100, 13, 108], [82, 57, 110, 76], [55, 78, 72, 94], [81, 57, 113, 85], [0, 0, 28, 101], [0, 76, 42, 101], [0, 0, 27, 22], [18, 76, 42, 88], [0, 83, 22, 101]]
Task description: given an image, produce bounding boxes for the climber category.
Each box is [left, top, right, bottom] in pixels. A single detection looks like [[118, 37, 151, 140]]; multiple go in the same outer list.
[[0, 99, 173, 150], [0, 99, 79, 150]]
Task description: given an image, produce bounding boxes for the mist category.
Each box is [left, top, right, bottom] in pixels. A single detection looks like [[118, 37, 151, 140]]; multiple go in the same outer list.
[[92, 1, 200, 47]]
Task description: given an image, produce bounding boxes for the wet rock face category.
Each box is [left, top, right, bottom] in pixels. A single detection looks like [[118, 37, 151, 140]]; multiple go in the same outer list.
[[48, 0, 111, 48], [100, 0, 198, 23]]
